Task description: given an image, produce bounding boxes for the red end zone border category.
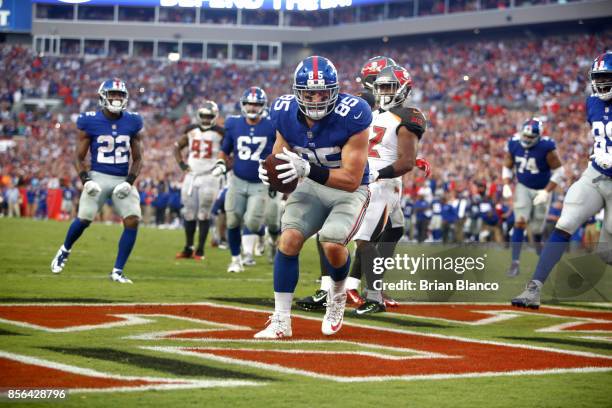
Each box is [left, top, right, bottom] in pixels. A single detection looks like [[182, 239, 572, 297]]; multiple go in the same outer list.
[[0, 302, 610, 386]]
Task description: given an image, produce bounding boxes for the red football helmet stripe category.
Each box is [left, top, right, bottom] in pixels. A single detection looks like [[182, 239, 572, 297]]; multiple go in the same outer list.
[[312, 56, 319, 80]]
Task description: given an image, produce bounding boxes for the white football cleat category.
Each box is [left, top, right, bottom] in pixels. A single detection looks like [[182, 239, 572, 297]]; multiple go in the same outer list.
[[51, 246, 71, 274], [243, 254, 256, 267], [254, 313, 292, 339], [227, 258, 244, 273], [110, 270, 133, 284], [322, 292, 347, 336]]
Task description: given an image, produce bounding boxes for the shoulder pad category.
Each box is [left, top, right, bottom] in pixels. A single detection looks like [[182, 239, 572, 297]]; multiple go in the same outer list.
[[389, 106, 427, 139], [511, 135, 521, 141], [212, 125, 225, 135], [183, 124, 200, 134]]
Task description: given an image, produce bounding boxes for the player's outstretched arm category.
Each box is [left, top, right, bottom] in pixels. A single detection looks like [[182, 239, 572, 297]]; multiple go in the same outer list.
[[543, 150, 564, 192], [377, 126, 418, 179], [502, 152, 514, 199], [272, 131, 291, 155], [174, 134, 190, 172], [74, 131, 90, 180]]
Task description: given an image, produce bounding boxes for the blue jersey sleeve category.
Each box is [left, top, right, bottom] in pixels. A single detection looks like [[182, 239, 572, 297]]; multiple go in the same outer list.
[[132, 113, 144, 134], [344, 97, 372, 135], [222, 117, 235, 155], [76, 113, 91, 133]]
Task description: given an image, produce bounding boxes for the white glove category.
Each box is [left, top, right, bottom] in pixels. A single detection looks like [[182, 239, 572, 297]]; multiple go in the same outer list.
[[533, 190, 550, 206], [113, 181, 132, 199], [368, 168, 379, 184], [258, 160, 269, 185], [502, 184, 513, 199], [275, 147, 311, 184], [591, 151, 612, 170], [83, 180, 101, 197], [211, 160, 226, 177]]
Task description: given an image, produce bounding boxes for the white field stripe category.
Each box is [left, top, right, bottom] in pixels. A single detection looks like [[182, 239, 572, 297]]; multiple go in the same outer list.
[[537, 319, 612, 333], [575, 336, 612, 343], [1, 302, 611, 360], [0, 314, 250, 333], [0, 350, 261, 392], [141, 345, 453, 361], [385, 310, 522, 326], [143, 347, 612, 383], [132, 337, 452, 359]]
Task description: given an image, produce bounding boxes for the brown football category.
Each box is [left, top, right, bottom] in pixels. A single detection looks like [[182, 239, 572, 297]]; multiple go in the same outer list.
[[264, 154, 298, 194]]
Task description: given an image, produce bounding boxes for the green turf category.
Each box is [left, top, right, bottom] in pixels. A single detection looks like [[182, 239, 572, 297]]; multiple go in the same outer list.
[[0, 218, 611, 408]]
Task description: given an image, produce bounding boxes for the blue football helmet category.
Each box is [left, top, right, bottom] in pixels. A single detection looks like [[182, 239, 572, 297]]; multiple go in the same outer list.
[[98, 78, 128, 114], [240, 87, 267, 120], [520, 118, 543, 148], [590, 52, 612, 101], [293, 56, 339, 120]]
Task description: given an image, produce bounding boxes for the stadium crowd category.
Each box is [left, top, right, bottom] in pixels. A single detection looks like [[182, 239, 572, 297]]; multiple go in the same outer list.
[[0, 29, 609, 245]]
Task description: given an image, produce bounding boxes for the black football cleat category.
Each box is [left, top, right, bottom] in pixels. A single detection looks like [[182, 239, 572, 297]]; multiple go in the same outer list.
[[295, 290, 328, 311], [352, 300, 386, 316]]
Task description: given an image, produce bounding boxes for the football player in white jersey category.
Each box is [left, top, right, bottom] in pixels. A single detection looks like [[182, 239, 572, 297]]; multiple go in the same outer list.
[[350, 65, 428, 314], [174, 101, 224, 260]]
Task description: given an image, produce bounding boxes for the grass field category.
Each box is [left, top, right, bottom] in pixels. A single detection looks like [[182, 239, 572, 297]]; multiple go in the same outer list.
[[1, 218, 611, 408]]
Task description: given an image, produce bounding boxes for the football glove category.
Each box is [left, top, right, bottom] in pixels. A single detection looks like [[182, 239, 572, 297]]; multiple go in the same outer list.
[[113, 182, 132, 199], [533, 190, 550, 206], [211, 159, 226, 176], [275, 147, 310, 184], [502, 184, 513, 199], [83, 180, 101, 197], [591, 151, 612, 170], [416, 157, 431, 177], [258, 160, 269, 185], [368, 168, 380, 183]]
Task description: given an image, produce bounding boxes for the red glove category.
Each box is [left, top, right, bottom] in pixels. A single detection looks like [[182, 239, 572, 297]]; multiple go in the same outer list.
[[416, 157, 431, 177]]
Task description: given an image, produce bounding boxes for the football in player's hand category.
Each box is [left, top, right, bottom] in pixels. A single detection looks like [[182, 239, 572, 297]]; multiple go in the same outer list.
[[264, 154, 298, 194]]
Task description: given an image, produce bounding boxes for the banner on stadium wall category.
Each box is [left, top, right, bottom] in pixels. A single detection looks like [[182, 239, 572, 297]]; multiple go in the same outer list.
[[32, 0, 387, 11], [0, 0, 32, 32]]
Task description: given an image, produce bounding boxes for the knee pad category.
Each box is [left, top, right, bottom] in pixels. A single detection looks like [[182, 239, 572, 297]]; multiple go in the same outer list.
[[226, 211, 242, 229]]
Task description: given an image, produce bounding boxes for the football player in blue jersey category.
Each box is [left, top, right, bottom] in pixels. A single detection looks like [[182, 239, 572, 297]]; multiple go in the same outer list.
[[255, 56, 372, 338], [212, 87, 277, 272], [512, 52, 612, 309], [51, 79, 144, 283], [502, 118, 565, 278]]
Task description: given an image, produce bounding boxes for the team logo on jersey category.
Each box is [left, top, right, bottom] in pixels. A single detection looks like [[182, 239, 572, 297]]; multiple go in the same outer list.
[[307, 131, 313, 139]]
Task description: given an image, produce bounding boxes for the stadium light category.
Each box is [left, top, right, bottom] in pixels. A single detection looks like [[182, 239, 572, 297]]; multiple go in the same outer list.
[[168, 52, 181, 62]]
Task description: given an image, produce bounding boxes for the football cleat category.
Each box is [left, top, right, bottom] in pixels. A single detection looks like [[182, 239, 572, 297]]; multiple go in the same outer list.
[[227, 258, 244, 273], [51, 246, 71, 274], [353, 300, 386, 316], [193, 250, 205, 261], [295, 289, 328, 311], [253, 313, 292, 339], [506, 260, 520, 278], [243, 254, 256, 267], [511, 280, 541, 309], [218, 240, 228, 250], [382, 294, 399, 308], [254, 238, 265, 257], [110, 270, 133, 284], [346, 289, 365, 306], [322, 292, 347, 336], [175, 247, 194, 259]]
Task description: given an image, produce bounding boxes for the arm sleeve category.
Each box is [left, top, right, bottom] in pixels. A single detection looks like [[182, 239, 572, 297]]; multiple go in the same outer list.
[[133, 114, 144, 133], [390, 107, 427, 139], [221, 119, 233, 155], [76, 114, 87, 132]]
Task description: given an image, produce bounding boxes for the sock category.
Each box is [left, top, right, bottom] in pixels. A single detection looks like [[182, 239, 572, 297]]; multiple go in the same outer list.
[[184, 220, 196, 249], [274, 292, 293, 317], [114, 227, 138, 270], [196, 219, 210, 254], [533, 233, 543, 256], [321, 253, 351, 296], [228, 226, 241, 257], [348, 246, 362, 280], [432, 229, 442, 241], [511, 227, 525, 262], [63, 218, 89, 250], [532, 228, 571, 283], [346, 276, 361, 291], [316, 235, 329, 280], [320, 275, 333, 292], [257, 225, 265, 236], [242, 234, 258, 256], [273, 250, 299, 293]]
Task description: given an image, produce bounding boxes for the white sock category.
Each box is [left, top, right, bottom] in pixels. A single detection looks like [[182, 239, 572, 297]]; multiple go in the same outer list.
[[320, 275, 333, 291], [232, 255, 241, 263], [61, 245, 70, 253], [242, 234, 257, 256], [329, 279, 346, 297], [274, 292, 293, 317], [345, 276, 361, 291], [112, 268, 122, 274]]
